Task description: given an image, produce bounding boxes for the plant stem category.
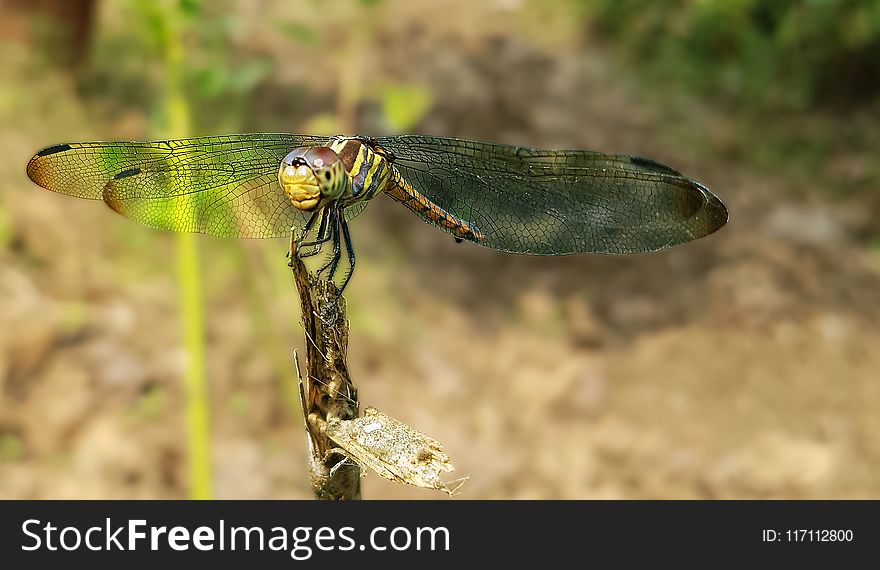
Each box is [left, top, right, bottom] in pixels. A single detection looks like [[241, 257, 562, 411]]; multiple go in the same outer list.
[[289, 236, 361, 500], [158, 5, 212, 500], [176, 231, 211, 500]]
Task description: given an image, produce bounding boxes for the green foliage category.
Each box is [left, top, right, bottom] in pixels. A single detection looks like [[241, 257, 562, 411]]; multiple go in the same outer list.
[[380, 84, 432, 132], [0, 201, 11, 250], [89, 0, 274, 133], [278, 21, 320, 45], [0, 434, 23, 462], [583, 0, 880, 111], [228, 391, 250, 416], [133, 385, 168, 420]]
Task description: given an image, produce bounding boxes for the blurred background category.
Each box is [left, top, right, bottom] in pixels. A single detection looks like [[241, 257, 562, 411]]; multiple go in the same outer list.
[[1, 0, 879, 499]]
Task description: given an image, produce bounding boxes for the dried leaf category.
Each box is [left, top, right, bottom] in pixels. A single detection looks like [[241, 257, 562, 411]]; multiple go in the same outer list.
[[326, 407, 466, 496]]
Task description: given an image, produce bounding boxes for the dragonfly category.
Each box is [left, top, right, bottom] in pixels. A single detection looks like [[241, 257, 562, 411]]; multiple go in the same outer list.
[[26, 134, 727, 291]]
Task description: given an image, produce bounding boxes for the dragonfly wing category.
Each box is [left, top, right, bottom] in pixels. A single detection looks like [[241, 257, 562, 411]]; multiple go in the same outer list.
[[378, 135, 728, 255], [27, 134, 330, 238], [342, 201, 369, 222]]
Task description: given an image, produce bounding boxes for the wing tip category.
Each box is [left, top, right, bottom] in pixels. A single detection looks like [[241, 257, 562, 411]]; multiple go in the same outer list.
[[27, 143, 75, 191], [629, 157, 729, 236], [688, 179, 728, 237], [26, 154, 48, 189], [706, 193, 729, 235]]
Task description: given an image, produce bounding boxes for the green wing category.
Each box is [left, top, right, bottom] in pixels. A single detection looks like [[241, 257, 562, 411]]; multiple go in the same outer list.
[[26, 134, 333, 238], [378, 135, 728, 254]]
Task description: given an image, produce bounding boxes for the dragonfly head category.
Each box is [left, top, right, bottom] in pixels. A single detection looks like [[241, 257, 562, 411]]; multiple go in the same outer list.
[[279, 146, 347, 211]]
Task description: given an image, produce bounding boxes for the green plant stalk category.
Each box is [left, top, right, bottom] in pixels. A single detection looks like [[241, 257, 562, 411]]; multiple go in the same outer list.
[[176, 230, 211, 500], [160, 10, 212, 501]]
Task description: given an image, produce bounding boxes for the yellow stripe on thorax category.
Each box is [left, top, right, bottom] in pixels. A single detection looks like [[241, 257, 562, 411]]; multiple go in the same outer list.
[[362, 150, 385, 193], [328, 137, 390, 199], [329, 138, 367, 178]]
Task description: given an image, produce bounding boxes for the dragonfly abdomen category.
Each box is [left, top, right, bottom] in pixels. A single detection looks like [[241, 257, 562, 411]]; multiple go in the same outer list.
[[385, 172, 485, 243]]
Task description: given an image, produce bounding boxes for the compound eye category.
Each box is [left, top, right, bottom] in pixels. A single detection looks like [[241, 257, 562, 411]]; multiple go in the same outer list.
[[282, 148, 309, 166], [303, 146, 340, 170]]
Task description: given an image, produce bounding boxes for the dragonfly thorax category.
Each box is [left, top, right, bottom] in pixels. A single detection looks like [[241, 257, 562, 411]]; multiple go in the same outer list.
[[279, 146, 348, 211]]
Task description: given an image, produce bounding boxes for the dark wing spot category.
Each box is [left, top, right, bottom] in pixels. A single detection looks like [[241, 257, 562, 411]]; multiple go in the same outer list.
[[629, 156, 682, 176], [325, 171, 331, 180], [36, 143, 73, 157], [113, 168, 142, 180]]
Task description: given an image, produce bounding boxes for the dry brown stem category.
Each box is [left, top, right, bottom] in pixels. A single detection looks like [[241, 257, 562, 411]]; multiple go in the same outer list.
[[289, 235, 361, 500]]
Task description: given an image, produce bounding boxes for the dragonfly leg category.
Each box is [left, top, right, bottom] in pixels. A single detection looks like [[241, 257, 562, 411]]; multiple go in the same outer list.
[[288, 209, 322, 262], [316, 208, 342, 280], [335, 218, 356, 294], [324, 227, 342, 283], [300, 208, 322, 239], [311, 206, 331, 256], [298, 207, 332, 257]]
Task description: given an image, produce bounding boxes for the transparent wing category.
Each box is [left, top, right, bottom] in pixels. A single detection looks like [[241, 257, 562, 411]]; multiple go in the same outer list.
[[26, 133, 336, 238], [377, 135, 728, 254], [343, 201, 369, 222]]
